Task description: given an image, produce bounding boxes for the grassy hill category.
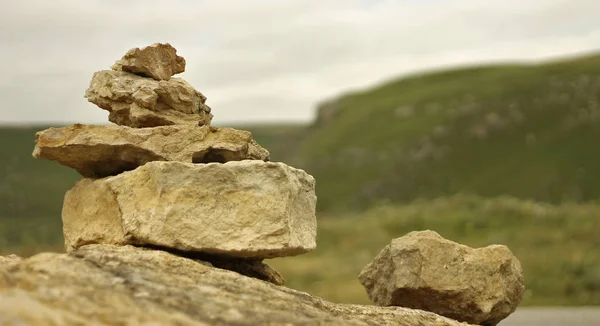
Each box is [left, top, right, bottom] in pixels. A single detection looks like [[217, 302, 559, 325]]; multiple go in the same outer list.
[[289, 54, 600, 211]]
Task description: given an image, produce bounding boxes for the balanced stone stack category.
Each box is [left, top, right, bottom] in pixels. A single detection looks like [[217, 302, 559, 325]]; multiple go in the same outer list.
[[32, 43, 317, 283]]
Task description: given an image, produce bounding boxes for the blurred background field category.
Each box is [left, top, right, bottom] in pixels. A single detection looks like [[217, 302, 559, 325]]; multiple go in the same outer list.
[[269, 196, 600, 306], [2, 53, 600, 307]]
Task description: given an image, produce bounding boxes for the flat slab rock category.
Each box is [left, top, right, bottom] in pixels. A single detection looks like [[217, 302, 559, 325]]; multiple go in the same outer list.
[[112, 43, 186, 81], [85, 69, 212, 128], [62, 161, 317, 258], [32, 124, 269, 178], [0, 244, 472, 326], [358, 230, 525, 326]]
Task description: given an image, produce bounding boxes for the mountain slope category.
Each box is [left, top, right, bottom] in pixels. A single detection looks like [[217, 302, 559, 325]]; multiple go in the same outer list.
[[289, 53, 600, 212]]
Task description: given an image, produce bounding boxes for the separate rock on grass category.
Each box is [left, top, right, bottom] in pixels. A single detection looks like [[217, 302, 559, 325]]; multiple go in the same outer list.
[[85, 70, 212, 127], [0, 244, 472, 326], [32, 124, 269, 178], [111, 43, 186, 81], [62, 161, 317, 259], [358, 230, 524, 326]]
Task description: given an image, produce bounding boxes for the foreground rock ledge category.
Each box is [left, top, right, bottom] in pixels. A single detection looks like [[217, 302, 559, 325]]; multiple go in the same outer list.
[[0, 245, 472, 326], [63, 161, 317, 258], [358, 230, 524, 326], [33, 124, 270, 178]]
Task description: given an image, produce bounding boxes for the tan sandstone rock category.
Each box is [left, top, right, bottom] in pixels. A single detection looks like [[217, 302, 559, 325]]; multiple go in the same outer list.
[[32, 124, 269, 178], [85, 70, 213, 127], [0, 244, 472, 326], [111, 43, 186, 81], [62, 161, 317, 258], [358, 230, 524, 326], [0, 255, 21, 269]]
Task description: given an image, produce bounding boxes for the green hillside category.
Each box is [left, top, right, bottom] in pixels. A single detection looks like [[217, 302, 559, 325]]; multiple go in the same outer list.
[[289, 54, 600, 211], [0, 127, 79, 253], [232, 123, 306, 162]]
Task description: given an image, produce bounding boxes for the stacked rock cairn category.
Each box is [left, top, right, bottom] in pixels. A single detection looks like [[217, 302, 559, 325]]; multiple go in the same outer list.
[[31, 42, 525, 326], [32, 43, 317, 284]]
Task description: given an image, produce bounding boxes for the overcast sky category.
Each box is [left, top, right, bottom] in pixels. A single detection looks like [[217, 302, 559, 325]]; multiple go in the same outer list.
[[1, 0, 599, 126]]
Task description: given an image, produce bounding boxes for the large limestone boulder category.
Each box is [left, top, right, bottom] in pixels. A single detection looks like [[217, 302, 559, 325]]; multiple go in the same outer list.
[[0, 244, 471, 326], [32, 124, 269, 178], [358, 230, 524, 326], [85, 70, 212, 127], [111, 43, 186, 81], [62, 161, 317, 258]]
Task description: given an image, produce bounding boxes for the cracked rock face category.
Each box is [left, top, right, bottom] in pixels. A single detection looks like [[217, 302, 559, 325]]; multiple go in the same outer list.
[[62, 161, 317, 258], [85, 70, 213, 128], [111, 42, 186, 81], [0, 245, 471, 326], [32, 124, 269, 178], [358, 230, 524, 326]]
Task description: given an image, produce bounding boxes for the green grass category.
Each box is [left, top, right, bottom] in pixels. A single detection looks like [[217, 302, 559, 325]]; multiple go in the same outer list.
[[288, 53, 600, 212], [0, 126, 80, 255], [268, 195, 600, 306]]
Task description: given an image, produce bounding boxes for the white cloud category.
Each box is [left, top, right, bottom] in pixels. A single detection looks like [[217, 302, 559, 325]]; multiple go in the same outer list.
[[1, 0, 599, 125]]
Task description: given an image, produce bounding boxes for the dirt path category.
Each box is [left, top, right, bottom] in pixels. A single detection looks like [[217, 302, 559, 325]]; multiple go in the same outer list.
[[500, 307, 600, 326]]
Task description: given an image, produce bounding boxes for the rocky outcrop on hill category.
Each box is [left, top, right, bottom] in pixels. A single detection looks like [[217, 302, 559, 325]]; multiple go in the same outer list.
[[359, 230, 525, 326], [0, 244, 471, 326]]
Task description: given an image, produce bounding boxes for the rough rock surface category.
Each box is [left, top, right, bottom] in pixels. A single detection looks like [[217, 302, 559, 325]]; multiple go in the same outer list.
[[32, 124, 270, 178], [358, 230, 524, 326], [0, 255, 21, 268], [111, 43, 186, 81], [62, 161, 317, 258], [85, 70, 212, 127], [0, 245, 471, 326]]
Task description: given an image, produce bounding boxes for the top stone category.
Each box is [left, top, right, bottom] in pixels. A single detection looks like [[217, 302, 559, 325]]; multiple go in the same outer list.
[[112, 43, 186, 81]]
